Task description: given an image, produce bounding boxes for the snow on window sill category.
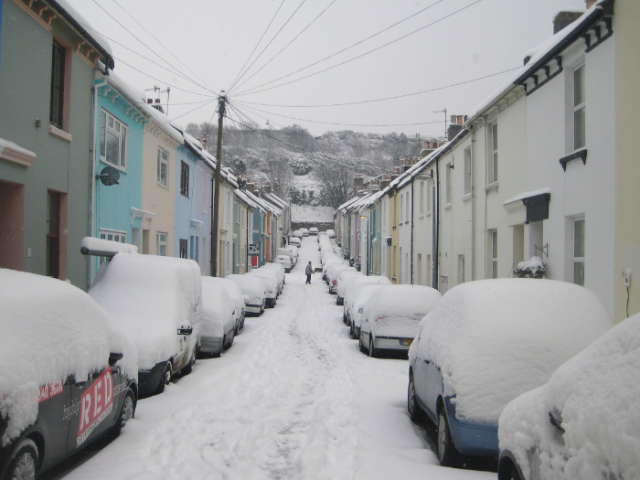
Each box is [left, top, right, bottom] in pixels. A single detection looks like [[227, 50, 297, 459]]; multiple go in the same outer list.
[[485, 181, 499, 193], [462, 193, 472, 202], [444, 203, 452, 210], [49, 124, 72, 142]]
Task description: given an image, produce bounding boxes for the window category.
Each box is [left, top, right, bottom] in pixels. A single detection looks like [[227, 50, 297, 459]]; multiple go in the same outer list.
[[446, 163, 452, 205], [573, 218, 585, 286], [100, 110, 128, 170], [399, 194, 403, 224], [458, 255, 466, 284], [50, 41, 66, 129], [417, 253, 423, 284], [426, 177, 433, 214], [419, 182, 425, 215], [157, 148, 169, 187], [156, 232, 168, 256], [180, 161, 189, 196], [47, 192, 62, 277], [405, 194, 410, 223], [464, 147, 472, 195], [99, 229, 126, 265], [573, 65, 586, 150], [490, 230, 498, 279], [426, 254, 432, 287], [489, 123, 498, 183], [179, 239, 188, 259]]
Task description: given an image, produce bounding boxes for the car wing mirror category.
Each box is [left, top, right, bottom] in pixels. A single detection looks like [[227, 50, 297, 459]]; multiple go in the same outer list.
[[178, 326, 193, 336], [109, 352, 124, 366]]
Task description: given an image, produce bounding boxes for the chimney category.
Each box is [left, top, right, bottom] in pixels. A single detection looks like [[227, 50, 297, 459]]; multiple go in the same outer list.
[[202, 138, 208, 149], [246, 183, 255, 192], [263, 184, 271, 194], [354, 176, 364, 191], [554, 11, 583, 34], [380, 179, 390, 190]]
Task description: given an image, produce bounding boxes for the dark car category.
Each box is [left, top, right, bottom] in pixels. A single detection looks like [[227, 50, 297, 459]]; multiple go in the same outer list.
[[0, 269, 138, 480]]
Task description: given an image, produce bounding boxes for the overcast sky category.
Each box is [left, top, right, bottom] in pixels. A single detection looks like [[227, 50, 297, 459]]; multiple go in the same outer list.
[[68, 0, 588, 138]]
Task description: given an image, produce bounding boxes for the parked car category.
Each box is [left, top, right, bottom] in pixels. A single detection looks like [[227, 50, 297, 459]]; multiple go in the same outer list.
[[498, 311, 640, 480], [199, 277, 236, 357], [360, 285, 441, 357], [248, 269, 279, 307], [277, 247, 297, 268], [408, 279, 613, 468], [226, 274, 266, 316], [327, 229, 336, 238], [309, 227, 319, 235], [261, 263, 285, 294], [334, 270, 362, 305], [343, 275, 392, 325], [300, 228, 309, 237], [90, 253, 203, 397], [289, 237, 301, 248], [348, 284, 384, 339], [0, 269, 138, 480], [211, 277, 246, 333], [326, 265, 356, 293], [274, 254, 293, 273]]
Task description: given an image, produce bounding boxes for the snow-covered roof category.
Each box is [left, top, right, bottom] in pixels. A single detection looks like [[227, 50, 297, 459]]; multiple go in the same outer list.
[[180, 131, 239, 189], [235, 188, 258, 210], [243, 189, 281, 216], [262, 192, 289, 210]]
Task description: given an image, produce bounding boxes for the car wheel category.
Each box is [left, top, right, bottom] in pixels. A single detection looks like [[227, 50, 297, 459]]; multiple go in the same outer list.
[[498, 460, 525, 480], [408, 373, 425, 422], [182, 353, 195, 375], [358, 333, 366, 354], [113, 388, 136, 437], [349, 324, 355, 339], [156, 362, 172, 394], [437, 408, 461, 467], [368, 335, 376, 358], [6, 438, 38, 480]]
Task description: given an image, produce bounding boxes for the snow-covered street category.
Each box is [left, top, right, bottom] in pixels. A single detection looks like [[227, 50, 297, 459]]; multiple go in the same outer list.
[[51, 237, 493, 480]]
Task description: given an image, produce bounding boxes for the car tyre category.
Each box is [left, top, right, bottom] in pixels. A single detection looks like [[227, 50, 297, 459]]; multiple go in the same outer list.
[[112, 388, 136, 438], [358, 333, 366, 354], [437, 408, 461, 467], [156, 361, 172, 394], [5, 438, 38, 480], [182, 353, 195, 375], [368, 335, 377, 358], [408, 373, 425, 422], [349, 323, 355, 339]]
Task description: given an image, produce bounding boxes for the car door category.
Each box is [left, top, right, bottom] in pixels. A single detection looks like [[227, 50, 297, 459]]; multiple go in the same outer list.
[[425, 360, 443, 421], [67, 366, 119, 453], [412, 334, 429, 408], [36, 379, 71, 471]]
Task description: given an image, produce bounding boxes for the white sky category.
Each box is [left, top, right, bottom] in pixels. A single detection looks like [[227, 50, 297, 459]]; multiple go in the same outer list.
[[67, 0, 588, 138]]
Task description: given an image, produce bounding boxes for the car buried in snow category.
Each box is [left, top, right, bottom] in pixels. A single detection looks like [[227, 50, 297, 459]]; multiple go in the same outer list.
[[274, 254, 293, 273], [408, 279, 614, 468], [199, 278, 237, 357], [0, 269, 138, 480], [226, 274, 266, 316], [309, 227, 319, 235]]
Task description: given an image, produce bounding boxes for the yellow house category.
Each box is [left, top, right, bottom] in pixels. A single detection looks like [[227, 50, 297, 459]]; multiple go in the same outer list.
[[614, 0, 640, 322]]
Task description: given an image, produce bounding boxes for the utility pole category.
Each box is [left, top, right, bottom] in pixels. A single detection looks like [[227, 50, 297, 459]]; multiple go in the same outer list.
[[211, 92, 227, 277]]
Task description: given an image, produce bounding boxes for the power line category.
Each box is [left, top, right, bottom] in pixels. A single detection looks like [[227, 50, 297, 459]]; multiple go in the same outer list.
[[235, 100, 449, 128], [110, 0, 215, 92], [228, 0, 310, 94], [237, 67, 521, 108], [228, 0, 287, 93], [231, 0, 448, 97], [231, 0, 339, 94]]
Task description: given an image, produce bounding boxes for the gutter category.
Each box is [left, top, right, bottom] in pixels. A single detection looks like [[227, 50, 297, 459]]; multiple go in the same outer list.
[[432, 159, 440, 289]]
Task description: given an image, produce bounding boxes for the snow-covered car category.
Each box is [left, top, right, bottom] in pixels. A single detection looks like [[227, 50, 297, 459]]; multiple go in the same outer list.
[[360, 285, 441, 357], [277, 247, 297, 268], [274, 254, 292, 273], [327, 229, 336, 238], [261, 263, 285, 294], [200, 277, 236, 357], [0, 269, 138, 480], [309, 227, 318, 235], [343, 275, 392, 326], [348, 284, 384, 340], [322, 256, 344, 281], [326, 265, 356, 293], [335, 270, 362, 305], [226, 274, 266, 316], [89, 253, 203, 397], [408, 279, 613, 468], [203, 276, 246, 333], [300, 228, 309, 237], [248, 269, 279, 307], [497, 312, 640, 480], [289, 237, 301, 248]]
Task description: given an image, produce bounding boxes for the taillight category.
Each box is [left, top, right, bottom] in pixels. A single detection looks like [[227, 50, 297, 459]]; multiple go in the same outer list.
[[332, 280, 337, 285]]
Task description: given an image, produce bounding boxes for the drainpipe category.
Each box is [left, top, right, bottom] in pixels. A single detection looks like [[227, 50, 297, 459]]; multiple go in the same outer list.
[[410, 180, 414, 285], [432, 159, 440, 289], [89, 76, 109, 288], [471, 136, 476, 281]]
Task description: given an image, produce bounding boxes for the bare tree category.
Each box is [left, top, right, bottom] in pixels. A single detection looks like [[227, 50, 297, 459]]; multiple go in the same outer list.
[[315, 161, 353, 208], [265, 153, 292, 199]]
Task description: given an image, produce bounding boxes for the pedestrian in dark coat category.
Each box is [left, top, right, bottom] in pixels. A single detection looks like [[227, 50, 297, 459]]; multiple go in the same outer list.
[[305, 261, 313, 284]]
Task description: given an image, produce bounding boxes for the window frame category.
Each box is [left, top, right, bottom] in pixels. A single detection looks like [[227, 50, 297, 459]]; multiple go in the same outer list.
[[156, 232, 168, 256], [99, 228, 126, 264], [463, 147, 472, 196], [490, 230, 498, 279], [157, 148, 169, 187], [100, 109, 128, 171], [445, 162, 452, 205], [489, 122, 498, 184], [179, 238, 188, 259], [573, 64, 586, 151], [180, 161, 190, 197], [573, 218, 585, 286], [50, 40, 66, 130]]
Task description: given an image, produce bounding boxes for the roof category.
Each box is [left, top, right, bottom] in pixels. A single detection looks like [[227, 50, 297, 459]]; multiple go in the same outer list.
[[243, 189, 281, 216], [181, 131, 239, 189], [262, 192, 288, 210], [235, 189, 258, 210]]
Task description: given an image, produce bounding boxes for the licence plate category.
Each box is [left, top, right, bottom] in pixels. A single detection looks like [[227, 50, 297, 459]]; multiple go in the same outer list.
[[401, 339, 413, 346]]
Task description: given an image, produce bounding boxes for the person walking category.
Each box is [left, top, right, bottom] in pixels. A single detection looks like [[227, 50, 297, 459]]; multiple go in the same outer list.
[[305, 261, 313, 284]]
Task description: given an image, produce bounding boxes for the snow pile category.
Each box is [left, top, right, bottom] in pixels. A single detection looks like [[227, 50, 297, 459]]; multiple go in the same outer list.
[[364, 285, 441, 338], [411, 279, 613, 424], [0, 269, 136, 446], [89, 254, 203, 370], [499, 313, 640, 480], [201, 277, 245, 323], [513, 256, 546, 279], [201, 278, 236, 339], [226, 274, 266, 305], [81, 236, 138, 256]]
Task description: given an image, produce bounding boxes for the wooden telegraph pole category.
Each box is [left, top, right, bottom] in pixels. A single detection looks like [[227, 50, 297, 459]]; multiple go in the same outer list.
[[211, 92, 226, 277]]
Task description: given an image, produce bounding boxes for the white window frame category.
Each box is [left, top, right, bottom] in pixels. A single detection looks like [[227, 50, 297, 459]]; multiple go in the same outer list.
[[458, 254, 466, 284], [98, 229, 126, 264], [573, 64, 586, 151], [399, 194, 403, 225], [490, 230, 498, 279], [445, 163, 452, 205], [157, 148, 169, 187], [489, 122, 498, 184], [419, 181, 425, 216], [573, 218, 585, 286], [156, 232, 168, 256], [426, 177, 433, 215], [464, 147, 472, 196], [100, 109, 128, 170], [405, 193, 410, 224]]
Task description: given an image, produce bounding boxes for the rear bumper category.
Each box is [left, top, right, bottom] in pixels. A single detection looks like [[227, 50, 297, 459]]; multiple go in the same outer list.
[[372, 336, 413, 351], [138, 361, 168, 397], [200, 336, 224, 355], [336, 296, 344, 305], [444, 397, 499, 457]]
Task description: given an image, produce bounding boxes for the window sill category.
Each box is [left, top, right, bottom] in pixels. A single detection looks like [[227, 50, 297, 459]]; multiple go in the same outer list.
[[462, 193, 472, 202], [100, 158, 127, 173], [180, 193, 189, 198], [485, 181, 499, 193], [49, 125, 72, 142], [559, 148, 587, 171], [444, 203, 452, 210], [157, 182, 170, 190]]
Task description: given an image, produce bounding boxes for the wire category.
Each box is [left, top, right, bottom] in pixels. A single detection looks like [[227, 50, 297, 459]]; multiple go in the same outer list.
[[229, 0, 310, 94], [231, 0, 339, 94], [110, 0, 215, 92], [238, 67, 521, 108], [235, 100, 447, 128], [228, 0, 287, 93], [231, 0, 449, 97], [225, 102, 395, 173]]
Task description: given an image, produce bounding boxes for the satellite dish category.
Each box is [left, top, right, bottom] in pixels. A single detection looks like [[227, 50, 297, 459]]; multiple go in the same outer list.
[[97, 166, 120, 186]]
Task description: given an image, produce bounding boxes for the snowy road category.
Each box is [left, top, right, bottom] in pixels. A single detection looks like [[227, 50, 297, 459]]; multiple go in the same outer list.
[[52, 237, 494, 480]]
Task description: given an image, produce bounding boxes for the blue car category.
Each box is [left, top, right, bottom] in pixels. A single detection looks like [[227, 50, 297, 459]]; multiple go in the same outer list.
[[408, 279, 613, 467]]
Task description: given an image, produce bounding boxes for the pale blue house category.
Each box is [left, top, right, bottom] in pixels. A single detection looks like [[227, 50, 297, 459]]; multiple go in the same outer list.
[[92, 73, 147, 274]]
